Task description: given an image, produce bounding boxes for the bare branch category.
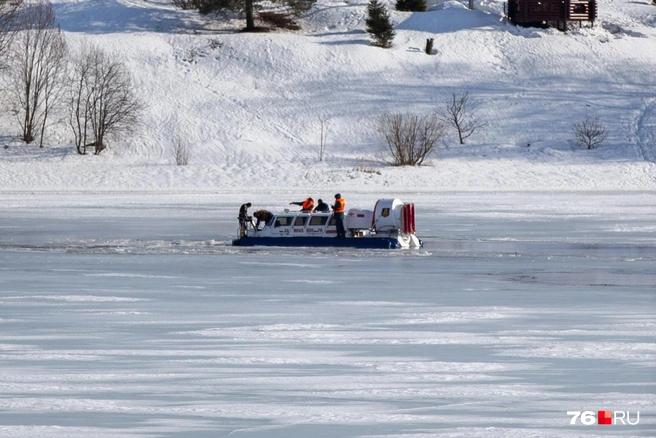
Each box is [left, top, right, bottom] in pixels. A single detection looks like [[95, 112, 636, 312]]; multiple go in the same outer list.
[[441, 91, 488, 144], [572, 116, 608, 149]]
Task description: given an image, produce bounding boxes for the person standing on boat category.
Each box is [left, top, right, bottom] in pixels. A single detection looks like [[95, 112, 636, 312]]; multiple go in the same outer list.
[[253, 210, 274, 230], [332, 193, 346, 238], [290, 197, 315, 213], [238, 203, 252, 229], [313, 199, 330, 213]]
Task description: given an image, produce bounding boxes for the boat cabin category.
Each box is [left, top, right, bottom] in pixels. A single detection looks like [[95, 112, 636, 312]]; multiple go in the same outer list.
[[267, 212, 337, 237]]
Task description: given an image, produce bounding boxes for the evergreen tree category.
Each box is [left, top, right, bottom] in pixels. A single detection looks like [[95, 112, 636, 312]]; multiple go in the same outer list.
[[395, 0, 426, 12], [366, 0, 395, 48]]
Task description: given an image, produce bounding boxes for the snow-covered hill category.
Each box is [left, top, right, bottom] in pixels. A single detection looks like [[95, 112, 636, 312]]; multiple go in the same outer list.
[[1, 0, 655, 193]]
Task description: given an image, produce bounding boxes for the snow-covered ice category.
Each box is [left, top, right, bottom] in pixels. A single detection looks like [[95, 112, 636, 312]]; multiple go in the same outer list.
[[1, 196, 655, 437]]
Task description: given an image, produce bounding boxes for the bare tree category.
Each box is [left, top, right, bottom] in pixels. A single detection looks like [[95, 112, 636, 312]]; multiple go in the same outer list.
[[9, 0, 67, 146], [441, 91, 488, 144], [317, 114, 329, 162], [68, 46, 94, 155], [68, 45, 143, 155], [572, 116, 608, 149], [0, 0, 22, 69], [378, 112, 445, 166]]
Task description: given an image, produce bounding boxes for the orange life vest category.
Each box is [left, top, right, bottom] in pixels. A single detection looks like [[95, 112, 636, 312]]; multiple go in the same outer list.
[[333, 198, 345, 213], [302, 198, 314, 211]]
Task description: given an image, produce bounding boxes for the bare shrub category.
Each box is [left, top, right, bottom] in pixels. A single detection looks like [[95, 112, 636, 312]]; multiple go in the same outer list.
[[440, 91, 488, 144], [378, 112, 445, 166], [572, 116, 608, 149], [68, 44, 143, 155], [9, 0, 67, 146], [174, 135, 192, 165]]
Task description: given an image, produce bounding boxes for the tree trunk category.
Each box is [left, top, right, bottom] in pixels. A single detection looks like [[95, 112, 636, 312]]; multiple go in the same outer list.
[[245, 0, 255, 30]]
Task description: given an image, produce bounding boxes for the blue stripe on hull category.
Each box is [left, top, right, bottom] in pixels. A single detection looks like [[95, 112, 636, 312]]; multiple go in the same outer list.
[[232, 236, 402, 249]]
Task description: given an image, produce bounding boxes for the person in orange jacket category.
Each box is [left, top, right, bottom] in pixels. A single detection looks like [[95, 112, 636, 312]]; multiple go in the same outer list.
[[332, 193, 346, 238], [290, 197, 315, 213]]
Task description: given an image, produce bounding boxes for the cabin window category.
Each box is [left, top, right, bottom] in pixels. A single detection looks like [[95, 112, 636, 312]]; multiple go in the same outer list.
[[294, 216, 308, 226], [573, 4, 586, 13], [309, 216, 328, 226], [274, 216, 293, 227], [328, 217, 336, 226]]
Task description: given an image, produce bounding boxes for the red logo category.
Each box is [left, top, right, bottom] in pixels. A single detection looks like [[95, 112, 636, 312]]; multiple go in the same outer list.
[[598, 411, 612, 425]]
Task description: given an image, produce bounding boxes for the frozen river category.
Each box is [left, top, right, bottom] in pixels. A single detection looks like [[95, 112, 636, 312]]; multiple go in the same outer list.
[[0, 192, 654, 437]]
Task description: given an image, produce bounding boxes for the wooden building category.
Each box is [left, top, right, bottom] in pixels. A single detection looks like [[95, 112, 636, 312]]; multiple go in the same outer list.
[[508, 0, 597, 30]]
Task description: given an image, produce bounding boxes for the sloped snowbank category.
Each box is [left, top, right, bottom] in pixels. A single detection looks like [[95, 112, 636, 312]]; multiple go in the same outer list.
[[0, 0, 655, 194]]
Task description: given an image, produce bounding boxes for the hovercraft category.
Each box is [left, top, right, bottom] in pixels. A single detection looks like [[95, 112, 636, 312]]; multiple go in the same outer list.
[[232, 198, 423, 249]]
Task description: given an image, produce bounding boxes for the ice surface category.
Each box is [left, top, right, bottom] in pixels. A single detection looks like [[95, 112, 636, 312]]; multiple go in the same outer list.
[[1, 194, 654, 437]]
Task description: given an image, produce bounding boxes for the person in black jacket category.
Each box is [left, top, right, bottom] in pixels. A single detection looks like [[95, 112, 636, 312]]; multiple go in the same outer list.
[[313, 199, 330, 213], [238, 203, 252, 228]]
